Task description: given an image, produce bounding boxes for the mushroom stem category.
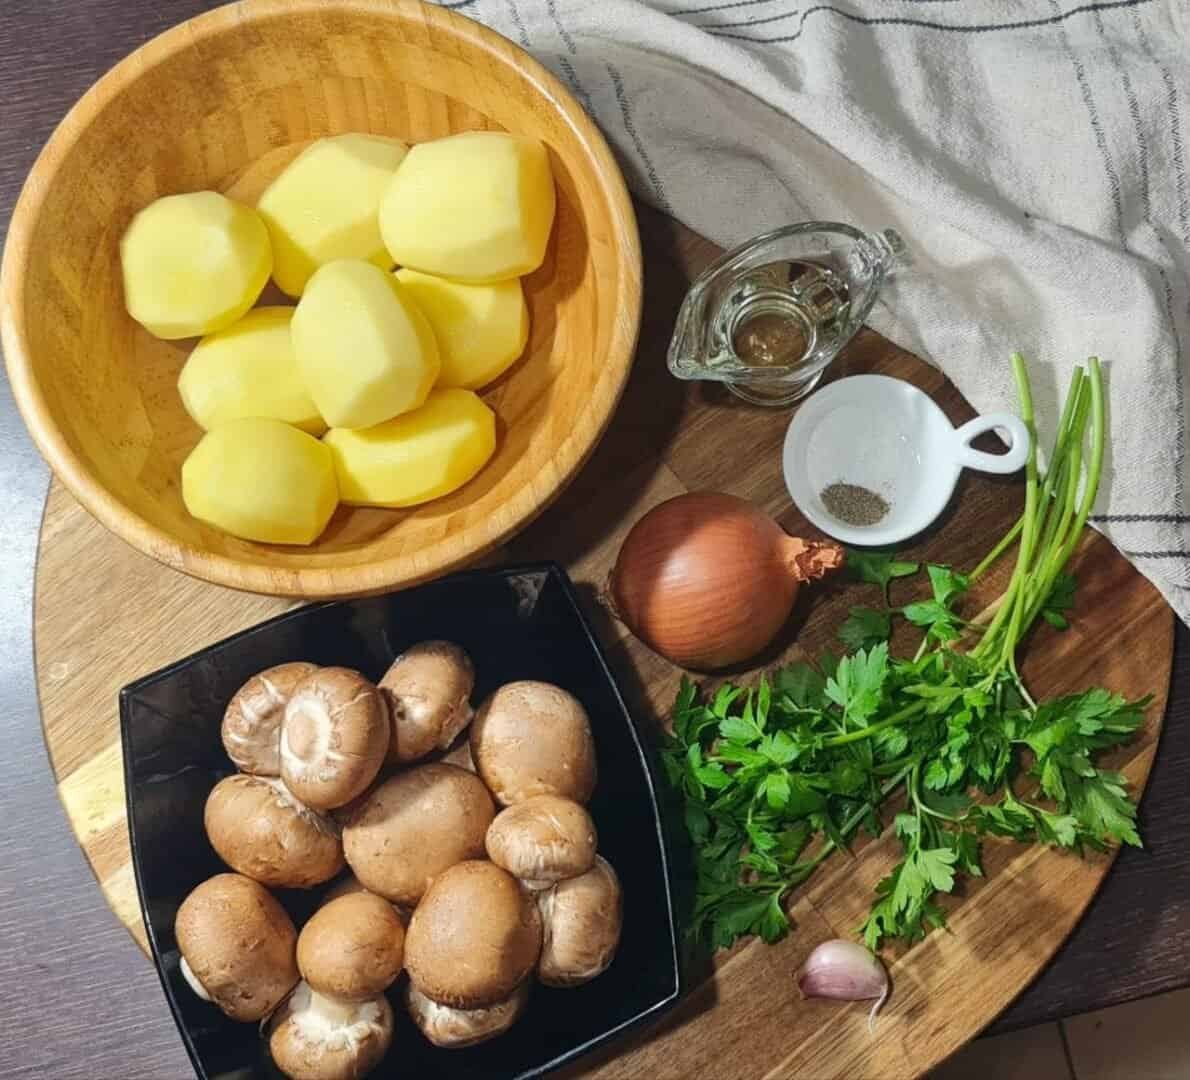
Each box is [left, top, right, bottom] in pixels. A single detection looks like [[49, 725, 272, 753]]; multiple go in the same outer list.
[[309, 989, 363, 1026], [179, 955, 212, 1002]]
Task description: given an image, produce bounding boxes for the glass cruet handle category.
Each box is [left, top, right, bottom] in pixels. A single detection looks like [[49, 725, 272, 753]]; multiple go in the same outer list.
[[863, 227, 909, 280]]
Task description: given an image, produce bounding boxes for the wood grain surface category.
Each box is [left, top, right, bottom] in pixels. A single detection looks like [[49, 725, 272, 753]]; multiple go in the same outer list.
[[5, 6, 1190, 1080], [2, 0, 641, 598], [34, 201, 1172, 1077]]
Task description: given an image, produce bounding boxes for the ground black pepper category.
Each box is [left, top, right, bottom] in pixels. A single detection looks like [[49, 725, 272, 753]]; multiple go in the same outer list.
[[820, 482, 889, 526]]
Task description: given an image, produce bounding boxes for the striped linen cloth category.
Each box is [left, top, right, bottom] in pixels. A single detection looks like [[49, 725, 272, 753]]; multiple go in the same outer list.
[[438, 0, 1190, 619]]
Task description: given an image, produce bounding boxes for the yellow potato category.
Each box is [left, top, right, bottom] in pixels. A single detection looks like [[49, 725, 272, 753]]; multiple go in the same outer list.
[[395, 269, 529, 390], [177, 307, 325, 434], [182, 418, 338, 544], [292, 260, 440, 430], [324, 388, 496, 508], [120, 191, 272, 339], [258, 134, 409, 297], [379, 132, 556, 283]]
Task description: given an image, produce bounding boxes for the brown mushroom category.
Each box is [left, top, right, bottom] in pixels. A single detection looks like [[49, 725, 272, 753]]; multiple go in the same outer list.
[[485, 795, 597, 889], [537, 856, 623, 987], [222, 662, 318, 776], [175, 873, 298, 1022], [204, 773, 344, 889], [405, 980, 529, 1048], [379, 641, 475, 764], [297, 892, 405, 1002], [342, 763, 494, 907], [280, 667, 389, 810], [267, 981, 393, 1080], [470, 681, 597, 806], [405, 860, 542, 1009]]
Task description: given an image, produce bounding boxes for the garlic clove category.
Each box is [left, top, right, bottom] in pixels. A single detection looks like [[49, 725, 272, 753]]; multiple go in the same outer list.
[[796, 939, 889, 1032]]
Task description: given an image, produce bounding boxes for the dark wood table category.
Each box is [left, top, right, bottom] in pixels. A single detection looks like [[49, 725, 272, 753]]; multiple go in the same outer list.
[[2, 3, 1190, 1077]]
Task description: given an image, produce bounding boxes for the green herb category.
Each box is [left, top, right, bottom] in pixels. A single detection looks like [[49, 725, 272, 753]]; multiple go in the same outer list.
[[662, 355, 1151, 952]]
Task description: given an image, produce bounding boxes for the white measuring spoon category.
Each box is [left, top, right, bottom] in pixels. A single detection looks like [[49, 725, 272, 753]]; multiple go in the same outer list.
[[782, 374, 1030, 546]]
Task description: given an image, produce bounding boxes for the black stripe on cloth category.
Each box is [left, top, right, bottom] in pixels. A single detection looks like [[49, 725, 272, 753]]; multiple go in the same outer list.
[[706, 9, 802, 28], [605, 63, 674, 213], [1122, 550, 1190, 559], [709, 0, 1152, 44], [672, 0, 787, 16], [438, 0, 479, 8], [1090, 5, 1190, 576], [556, 56, 596, 115], [1162, 66, 1190, 246], [545, 0, 579, 54], [502, 0, 532, 46], [1092, 514, 1190, 524]]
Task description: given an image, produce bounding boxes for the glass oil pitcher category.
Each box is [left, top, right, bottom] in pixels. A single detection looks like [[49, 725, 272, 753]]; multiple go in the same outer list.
[[667, 222, 907, 406]]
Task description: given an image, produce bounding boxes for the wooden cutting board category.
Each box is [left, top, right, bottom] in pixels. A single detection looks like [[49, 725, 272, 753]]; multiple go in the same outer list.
[[34, 208, 1172, 1079]]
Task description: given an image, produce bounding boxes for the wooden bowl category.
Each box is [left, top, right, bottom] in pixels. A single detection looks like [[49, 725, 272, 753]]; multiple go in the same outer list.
[[1, 0, 640, 597]]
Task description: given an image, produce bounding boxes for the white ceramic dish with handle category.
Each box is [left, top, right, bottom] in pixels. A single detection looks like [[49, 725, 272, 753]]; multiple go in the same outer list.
[[783, 374, 1030, 546]]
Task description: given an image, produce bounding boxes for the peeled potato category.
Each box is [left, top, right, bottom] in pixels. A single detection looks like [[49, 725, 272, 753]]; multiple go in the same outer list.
[[395, 269, 529, 390], [324, 388, 496, 508], [379, 132, 556, 283], [182, 418, 338, 544], [177, 307, 324, 434], [120, 191, 272, 339], [258, 134, 409, 297], [292, 260, 440, 430]]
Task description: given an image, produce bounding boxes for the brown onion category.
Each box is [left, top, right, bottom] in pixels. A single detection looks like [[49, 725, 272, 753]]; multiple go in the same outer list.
[[606, 492, 843, 670]]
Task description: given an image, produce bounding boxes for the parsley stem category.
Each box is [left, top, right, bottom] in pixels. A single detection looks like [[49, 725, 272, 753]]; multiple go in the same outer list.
[[1024, 358, 1104, 629], [967, 370, 1081, 588], [822, 699, 929, 747], [999, 353, 1041, 674], [796, 763, 917, 872], [969, 516, 1022, 583]]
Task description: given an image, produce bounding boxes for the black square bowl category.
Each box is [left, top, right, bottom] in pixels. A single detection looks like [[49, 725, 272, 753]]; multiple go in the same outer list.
[[120, 563, 681, 1080]]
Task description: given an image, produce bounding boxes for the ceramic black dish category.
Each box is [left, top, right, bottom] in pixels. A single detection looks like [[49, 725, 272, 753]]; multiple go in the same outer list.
[[120, 562, 681, 1080]]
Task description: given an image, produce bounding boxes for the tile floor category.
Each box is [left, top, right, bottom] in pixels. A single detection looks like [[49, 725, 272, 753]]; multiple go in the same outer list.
[[928, 987, 1190, 1079]]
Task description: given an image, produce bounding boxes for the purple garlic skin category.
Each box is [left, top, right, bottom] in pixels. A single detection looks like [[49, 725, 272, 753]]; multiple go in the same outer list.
[[797, 939, 890, 1031]]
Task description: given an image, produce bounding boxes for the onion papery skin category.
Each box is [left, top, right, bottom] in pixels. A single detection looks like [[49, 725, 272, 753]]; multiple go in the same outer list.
[[607, 492, 842, 671]]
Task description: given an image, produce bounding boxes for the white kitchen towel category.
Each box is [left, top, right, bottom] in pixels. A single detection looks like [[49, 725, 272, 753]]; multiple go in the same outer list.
[[434, 0, 1190, 619]]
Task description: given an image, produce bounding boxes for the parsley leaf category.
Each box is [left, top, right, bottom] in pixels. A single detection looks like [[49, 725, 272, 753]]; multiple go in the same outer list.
[[927, 564, 970, 606], [846, 549, 920, 592], [824, 642, 889, 723], [838, 606, 892, 651], [1041, 572, 1077, 629], [774, 662, 826, 710]]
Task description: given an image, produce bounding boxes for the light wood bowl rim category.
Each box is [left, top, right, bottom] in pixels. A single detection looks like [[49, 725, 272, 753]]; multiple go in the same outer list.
[[0, 0, 642, 598]]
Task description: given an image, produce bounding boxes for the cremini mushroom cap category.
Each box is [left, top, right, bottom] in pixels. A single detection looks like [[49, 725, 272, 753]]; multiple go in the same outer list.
[[297, 892, 405, 1001], [485, 795, 597, 888], [470, 681, 597, 806], [537, 856, 623, 987], [222, 662, 318, 776], [405, 860, 542, 1009], [175, 873, 298, 1022], [280, 667, 389, 810], [204, 774, 344, 889], [342, 763, 494, 907], [379, 641, 474, 764]]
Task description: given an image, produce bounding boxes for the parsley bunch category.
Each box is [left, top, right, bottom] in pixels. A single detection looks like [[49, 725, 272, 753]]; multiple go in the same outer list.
[[662, 355, 1151, 951]]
